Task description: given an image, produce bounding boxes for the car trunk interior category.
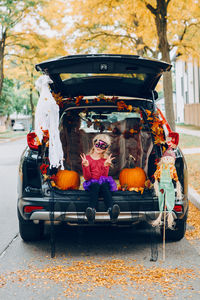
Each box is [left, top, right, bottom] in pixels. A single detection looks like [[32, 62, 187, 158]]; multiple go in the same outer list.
[[58, 105, 157, 190]]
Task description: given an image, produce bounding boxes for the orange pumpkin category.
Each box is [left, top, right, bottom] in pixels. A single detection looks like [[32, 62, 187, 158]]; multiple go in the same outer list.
[[55, 170, 80, 190], [119, 167, 146, 189]]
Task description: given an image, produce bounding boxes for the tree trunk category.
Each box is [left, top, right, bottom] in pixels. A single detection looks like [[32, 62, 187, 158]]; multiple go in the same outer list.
[[146, 0, 175, 130], [29, 81, 35, 129], [5, 115, 10, 129], [0, 33, 6, 97], [162, 60, 175, 131]]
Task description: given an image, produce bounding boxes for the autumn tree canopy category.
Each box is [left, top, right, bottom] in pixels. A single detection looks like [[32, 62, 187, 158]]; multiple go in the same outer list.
[[0, 0, 67, 97], [67, 0, 200, 129], [0, 0, 67, 122], [7, 33, 67, 127]]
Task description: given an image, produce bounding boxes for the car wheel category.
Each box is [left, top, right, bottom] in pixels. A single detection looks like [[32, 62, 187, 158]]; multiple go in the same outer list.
[[18, 210, 44, 241], [160, 213, 187, 242]]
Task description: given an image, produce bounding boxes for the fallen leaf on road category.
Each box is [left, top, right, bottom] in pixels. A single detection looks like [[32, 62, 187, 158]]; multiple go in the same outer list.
[[1, 259, 199, 299], [186, 201, 200, 240]]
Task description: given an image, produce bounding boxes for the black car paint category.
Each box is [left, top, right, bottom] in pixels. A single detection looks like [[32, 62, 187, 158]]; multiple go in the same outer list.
[[35, 54, 171, 99], [17, 54, 188, 242]]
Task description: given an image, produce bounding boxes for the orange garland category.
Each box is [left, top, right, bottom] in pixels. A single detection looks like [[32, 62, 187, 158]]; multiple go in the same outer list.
[[145, 109, 166, 149]]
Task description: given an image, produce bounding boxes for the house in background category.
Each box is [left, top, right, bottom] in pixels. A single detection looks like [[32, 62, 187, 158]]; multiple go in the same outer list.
[[175, 59, 200, 126], [156, 91, 176, 120]]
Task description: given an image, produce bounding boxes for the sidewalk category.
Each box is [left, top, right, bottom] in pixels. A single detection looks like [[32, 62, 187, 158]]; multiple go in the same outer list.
[[176, 125, 200, 209], [176, 125, 200, 154], [0, 131, 27, 144], [0, 135, 26, 144], [176, 125, 200, 137]]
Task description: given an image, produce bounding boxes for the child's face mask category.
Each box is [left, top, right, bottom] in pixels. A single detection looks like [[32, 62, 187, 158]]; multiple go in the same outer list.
[[94, 139, 109, 150]]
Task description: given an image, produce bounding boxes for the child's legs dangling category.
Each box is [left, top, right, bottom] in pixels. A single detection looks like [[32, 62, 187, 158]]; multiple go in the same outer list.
[[100, 182, 113, 209], [88, 183, 101, 209], [100, 182, 120, 221]]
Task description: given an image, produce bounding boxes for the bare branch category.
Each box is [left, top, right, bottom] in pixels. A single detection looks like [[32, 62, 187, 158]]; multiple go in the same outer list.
[[86, 29, 135, 42], [4, 53, 37, 60], [178, 21, 200, 42], [145, 2, 157, 15], [178, 21, 187, 42]]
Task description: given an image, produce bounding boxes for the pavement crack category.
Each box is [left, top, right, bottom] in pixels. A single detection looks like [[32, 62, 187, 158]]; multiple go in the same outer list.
[[0, 233, 19, 258]]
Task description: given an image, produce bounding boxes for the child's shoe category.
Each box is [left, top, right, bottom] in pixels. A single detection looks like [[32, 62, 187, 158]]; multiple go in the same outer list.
[[108, 204, 120, 222], [86, 207, 95, 224]]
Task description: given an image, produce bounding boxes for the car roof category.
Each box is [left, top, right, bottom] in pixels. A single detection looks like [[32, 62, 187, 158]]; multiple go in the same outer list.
[[35, 54, 171, 100]]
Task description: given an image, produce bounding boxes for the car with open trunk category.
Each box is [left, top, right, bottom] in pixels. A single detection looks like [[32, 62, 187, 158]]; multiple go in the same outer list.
[[17, 54, 188, 242]]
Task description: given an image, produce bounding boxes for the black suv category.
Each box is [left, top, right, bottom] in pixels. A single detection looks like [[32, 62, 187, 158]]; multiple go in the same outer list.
[[17, 54, 188, 242]]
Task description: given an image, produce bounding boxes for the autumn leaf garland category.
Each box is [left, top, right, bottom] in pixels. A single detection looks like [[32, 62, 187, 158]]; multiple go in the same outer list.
[[145, 109, 166, 149], [40, 163, 49, 174], [52, 93, 134, 110], [52, 93, 166, 149]]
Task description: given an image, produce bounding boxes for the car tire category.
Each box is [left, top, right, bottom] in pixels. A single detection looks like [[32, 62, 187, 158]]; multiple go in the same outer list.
[[160, 213, 187, 242], [18, 210, 44, 241]]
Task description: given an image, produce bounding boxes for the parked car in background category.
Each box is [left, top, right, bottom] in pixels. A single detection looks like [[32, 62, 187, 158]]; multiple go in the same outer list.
[[13, 122, 25, 131]]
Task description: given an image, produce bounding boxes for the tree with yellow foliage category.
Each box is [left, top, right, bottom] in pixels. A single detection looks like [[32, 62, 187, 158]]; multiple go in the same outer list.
[[67, 0, 200, 130], [1, 0, 67, 125], [0, 0, 67, 97], [7, 34, 66, 128], [0, 0, 41, 97]]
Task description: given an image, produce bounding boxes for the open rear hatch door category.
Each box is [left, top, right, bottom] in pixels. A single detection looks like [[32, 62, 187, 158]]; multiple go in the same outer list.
[[35, 54, 171, 99]]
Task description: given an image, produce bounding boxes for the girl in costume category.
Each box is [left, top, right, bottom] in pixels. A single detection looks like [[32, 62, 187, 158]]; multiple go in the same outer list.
[[153, 148, 182, 229], [80, 134, 120, 223]]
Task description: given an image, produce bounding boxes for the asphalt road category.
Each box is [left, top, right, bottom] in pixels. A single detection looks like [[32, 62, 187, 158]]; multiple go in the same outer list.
[[0, 137, 27, 255], [0, 138, 200, 299]]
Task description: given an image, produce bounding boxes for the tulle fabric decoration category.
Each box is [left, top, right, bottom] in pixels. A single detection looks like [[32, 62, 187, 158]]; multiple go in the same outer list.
[[35, 75, 64, 169], [83, 176, 117, 191]]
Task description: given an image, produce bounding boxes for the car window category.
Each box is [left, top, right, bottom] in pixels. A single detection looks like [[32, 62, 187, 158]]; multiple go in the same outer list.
[[60, 73, 147, 81], [79, 110, 141, 133], [59, 107, 153, 177]]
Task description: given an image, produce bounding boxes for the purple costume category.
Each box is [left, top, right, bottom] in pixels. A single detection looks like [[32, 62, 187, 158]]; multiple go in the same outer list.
[[82, 155, 117, 191]]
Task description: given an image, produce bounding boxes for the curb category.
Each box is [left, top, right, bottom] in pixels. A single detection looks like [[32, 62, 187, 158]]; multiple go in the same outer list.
[[188, 187, 200, 210], [0, 135, 26, 144], [181, 148, 200, 155], [176, 126, 200, 137]]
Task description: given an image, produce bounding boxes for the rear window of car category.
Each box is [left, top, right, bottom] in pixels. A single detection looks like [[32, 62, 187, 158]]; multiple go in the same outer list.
[[60, 73, 147, 81], [60, 107, 142, 134]]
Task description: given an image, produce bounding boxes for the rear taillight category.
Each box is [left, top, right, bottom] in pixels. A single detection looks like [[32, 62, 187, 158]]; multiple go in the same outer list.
[[24, 206, 44, 213], [27, 132, 39, 150], [173, 205, 183, 212]]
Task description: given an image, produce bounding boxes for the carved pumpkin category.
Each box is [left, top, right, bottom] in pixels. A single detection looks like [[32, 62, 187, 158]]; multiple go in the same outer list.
[[119, 167, 146, 189], [55, 170, 80, 190]]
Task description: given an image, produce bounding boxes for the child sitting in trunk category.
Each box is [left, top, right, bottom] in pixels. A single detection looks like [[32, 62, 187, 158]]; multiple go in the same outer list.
[[80, 134, 120, 223]]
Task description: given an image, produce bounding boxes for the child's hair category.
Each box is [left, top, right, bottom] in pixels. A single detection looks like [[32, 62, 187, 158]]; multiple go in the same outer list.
[[89, 134, 111, 159]]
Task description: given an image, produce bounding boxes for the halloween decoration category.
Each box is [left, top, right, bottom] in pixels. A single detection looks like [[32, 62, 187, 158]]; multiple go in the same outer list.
[[152, 148, 182, 229], [145, 109, 166, 152], [35, 75, 64, 169], [166, 131, 179, 149], [55, 170, 80, 190], [119, 167, 146, 189], [40, 163, 49, 175]]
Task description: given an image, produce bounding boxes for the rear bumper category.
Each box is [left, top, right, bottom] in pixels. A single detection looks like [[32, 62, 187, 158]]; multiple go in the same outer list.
[[29, 210, 177, 224], [18, 197, 184, 225], [18, 188, 188, 224]]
